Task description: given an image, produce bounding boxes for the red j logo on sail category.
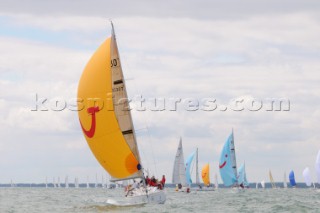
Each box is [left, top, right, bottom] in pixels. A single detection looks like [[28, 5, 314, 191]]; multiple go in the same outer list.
[[219, 154, 227, 169], [80, 106, 100, 138]]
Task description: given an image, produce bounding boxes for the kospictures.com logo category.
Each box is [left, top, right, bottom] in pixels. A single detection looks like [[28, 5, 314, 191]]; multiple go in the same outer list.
[[31, 94, 290, 112]]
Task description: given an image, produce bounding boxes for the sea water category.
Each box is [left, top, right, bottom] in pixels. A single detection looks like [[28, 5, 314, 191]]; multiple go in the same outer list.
[[1, 187, 320, 213]]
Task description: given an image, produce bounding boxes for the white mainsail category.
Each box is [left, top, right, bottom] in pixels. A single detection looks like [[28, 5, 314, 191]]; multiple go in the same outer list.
[[65, 176, 69, 188], [302, 167, 312, 187], [86, 176, 89, 188], [214, 173, 219, 189], [172, 138, 186, 186], [57, 177, 60, 188], [261, 180, 265, 189]]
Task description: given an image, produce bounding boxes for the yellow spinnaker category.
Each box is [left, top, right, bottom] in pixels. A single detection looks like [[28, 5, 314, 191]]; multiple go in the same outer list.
[[201, 163, 210, 186], [77, 37, 140, 179]]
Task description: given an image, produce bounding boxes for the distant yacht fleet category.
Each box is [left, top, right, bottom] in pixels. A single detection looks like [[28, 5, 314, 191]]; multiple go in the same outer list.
[[5, 145, 320, 190], [171, 131, 320, 192], [4, 143, 320, 190]]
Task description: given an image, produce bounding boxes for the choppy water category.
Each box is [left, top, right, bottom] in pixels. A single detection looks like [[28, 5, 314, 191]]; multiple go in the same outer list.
[[1, 187, 320, 213]]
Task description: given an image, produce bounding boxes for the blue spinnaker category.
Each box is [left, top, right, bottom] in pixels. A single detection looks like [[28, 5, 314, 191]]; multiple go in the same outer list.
[[237, 163, 249, 187], [289, 170, 296, 186], [185, 151, 196, 185], [219, 133, 237, 186]]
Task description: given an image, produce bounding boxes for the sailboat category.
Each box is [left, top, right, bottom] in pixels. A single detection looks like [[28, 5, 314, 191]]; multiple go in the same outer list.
[[75, 177, 79, 188], [261, 180, 265, 189], [65, 176, 69, 188], [269, 170, 276, 189], [202, 163, 210, 187], [77, 22, 165, 205], [302, 167, 312, 187], [172, 138, 187, 191], [185, 150, 196, 187], [219, 131, 238, 188], [57, 177, 61, 188], [283, 172, 288, 188], [198, 163, 215, 191], [214, 174, 219, 189], [315, 150, 320, 188], [86, 176, 89, 188], [289, 170, 297, 187], [95, 174, 98, 188], [238, 162, 249, 188]]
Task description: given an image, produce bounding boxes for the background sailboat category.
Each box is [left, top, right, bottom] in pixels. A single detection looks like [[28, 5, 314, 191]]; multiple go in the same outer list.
[[185, 150, 196, 187], [65, 176, 69, 189], [302, 167, 312, 187], [77, 22, 165, 205], [214, 174, 219, 189], [172, 138, 186, 188], [269, 170, 276, 189], [238, 163, 249, 188], [219, 131, 238, 187], [197, 163, 215, 191], [283, 172, 288, 188], [201, 163, 210, 187], [289, 170, 297, 187], [57, 177, 60, 188]]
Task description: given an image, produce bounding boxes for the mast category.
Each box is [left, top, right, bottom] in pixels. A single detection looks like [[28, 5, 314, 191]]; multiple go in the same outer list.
[[196, 148, 199, 184], [230, 129, 238, 185]]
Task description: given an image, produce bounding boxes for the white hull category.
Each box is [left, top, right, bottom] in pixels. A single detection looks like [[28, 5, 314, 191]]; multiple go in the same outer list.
[[107, 187, 166, 206]]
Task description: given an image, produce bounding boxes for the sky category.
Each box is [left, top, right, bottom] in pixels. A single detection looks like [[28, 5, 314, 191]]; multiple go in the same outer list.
[[0, 0, 320, 184]]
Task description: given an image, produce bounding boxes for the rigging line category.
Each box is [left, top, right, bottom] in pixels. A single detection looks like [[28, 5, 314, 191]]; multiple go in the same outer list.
[[146, 125, 158, 177], [112, 27, 151, 174], [117, 42, 157, 176]]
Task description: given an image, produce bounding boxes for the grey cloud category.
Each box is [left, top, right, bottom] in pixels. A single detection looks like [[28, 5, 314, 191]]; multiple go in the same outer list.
[[1, 0, 320, 20]]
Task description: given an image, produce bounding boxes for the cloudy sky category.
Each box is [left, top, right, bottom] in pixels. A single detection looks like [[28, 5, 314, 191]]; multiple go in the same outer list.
[[0, 0, 320, 184]]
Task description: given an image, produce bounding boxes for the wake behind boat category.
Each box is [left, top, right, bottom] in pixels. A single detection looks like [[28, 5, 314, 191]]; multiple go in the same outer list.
[[77, 22, 165, 206]]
